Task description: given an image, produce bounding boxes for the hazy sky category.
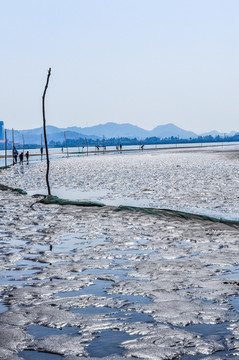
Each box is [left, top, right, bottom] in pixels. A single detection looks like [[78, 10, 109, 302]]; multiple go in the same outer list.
[[0, 0, 238, 133]]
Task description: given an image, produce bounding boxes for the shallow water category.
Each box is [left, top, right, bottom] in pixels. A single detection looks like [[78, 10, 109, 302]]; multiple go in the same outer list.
[[19, 351, 62, 360], [87, 329, 138, 357], [28, 186, 153, 209], [0, 300, 8, 313]]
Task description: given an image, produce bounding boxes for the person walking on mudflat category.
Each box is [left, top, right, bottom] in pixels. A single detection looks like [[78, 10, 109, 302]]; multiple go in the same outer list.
[[19, 152, 24, 165], [25, 151, 29, 164], [13, 146, 18, 164]]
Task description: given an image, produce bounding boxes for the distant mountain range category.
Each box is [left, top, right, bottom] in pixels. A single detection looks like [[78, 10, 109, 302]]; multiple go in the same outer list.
[[6, 122, 238, 145], [200, 130, 237, 137]]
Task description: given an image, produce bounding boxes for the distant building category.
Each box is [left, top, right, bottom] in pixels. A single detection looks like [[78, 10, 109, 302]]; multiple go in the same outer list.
[[0, 121, 4, 140]]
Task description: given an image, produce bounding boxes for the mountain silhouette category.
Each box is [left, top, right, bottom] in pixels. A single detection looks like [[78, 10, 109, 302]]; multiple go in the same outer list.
[[7, 122, 198, 145]]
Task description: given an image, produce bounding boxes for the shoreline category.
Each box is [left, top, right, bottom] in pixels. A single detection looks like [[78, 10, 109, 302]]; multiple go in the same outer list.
[[0, 141, 236, 159]]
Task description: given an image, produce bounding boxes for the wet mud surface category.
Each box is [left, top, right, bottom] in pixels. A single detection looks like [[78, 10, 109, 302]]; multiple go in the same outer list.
[[1, 148, 239, 219], [1, 149, 239, 359]]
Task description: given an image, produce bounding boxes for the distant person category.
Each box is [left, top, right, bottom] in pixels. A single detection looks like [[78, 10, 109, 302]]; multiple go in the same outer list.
[[19, 152, 24, 164], [13, 146, 18, 164], [25, 151, 29, 164], [141, 145, 144, 150], [40, 146, 43, 156], [120, 144, 122, 151], [61, 147, 63, 152]]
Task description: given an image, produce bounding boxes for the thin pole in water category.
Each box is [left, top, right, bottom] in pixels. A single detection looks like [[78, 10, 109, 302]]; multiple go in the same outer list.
[[64, 132, 69, 158], [42, 68, 51, 196], [41, 133, 43, 160], [97, 139, 99, 155], [5, 129, 7, 168], [22, 135, 25, 162], [12, 128, 14, 165], [85, 137, 88, 156]]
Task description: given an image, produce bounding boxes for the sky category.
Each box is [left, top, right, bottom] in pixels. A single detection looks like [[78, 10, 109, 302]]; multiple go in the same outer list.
[[0, 0, 238, 134]]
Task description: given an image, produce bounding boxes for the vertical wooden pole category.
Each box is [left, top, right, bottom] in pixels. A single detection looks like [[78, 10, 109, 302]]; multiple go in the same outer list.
[[42, 68, 51, 196], [12, 128, 14, 165], [64, 132, 69, 158], [41, 133, 43, 160], [22, 135, 25, 162], [85, 137, 88, 156], [4, 130, 7, 167]]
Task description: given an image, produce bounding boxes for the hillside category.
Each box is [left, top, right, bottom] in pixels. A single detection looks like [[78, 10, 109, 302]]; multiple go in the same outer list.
[[7, 122, 198, 145]]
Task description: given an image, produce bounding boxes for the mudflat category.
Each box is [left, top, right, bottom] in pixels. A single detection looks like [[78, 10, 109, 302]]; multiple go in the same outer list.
[[0, 148, 239, 359]]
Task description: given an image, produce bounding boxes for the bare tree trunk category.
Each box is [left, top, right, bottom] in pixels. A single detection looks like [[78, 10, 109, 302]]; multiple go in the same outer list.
[[42, 68, 51, 196]]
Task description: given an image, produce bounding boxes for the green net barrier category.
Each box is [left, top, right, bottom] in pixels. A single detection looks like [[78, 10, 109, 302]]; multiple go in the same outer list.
[[0, 165, 11, 170], [115, 205, 239, 227], [0, 184, 27, 195], [0, 181, 238, 227], [38, 195, 105, 207]]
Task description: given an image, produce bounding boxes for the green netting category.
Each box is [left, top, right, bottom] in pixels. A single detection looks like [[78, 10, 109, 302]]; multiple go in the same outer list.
[[115, 205, 239, 227], [0, 165, 11, 170], [38, 195, 105, 207], [0, 184, 27, 195], [0, 180, 238, 227], [38, 197, 239, 227]]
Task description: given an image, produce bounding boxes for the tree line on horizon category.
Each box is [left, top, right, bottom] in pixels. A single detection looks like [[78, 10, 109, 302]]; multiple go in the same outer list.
[[1, 133, 239, 150]]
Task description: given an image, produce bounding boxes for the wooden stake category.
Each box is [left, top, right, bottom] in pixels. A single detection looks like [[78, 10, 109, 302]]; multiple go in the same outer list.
[[85, 137, 88, 156], [22, 135, 25, 162], [64, 132, 69, 158], [41, 133, 43, 160], [42, 68, 51, 196], [12, 128, 14, 165], [5, 129, 7, 168]]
